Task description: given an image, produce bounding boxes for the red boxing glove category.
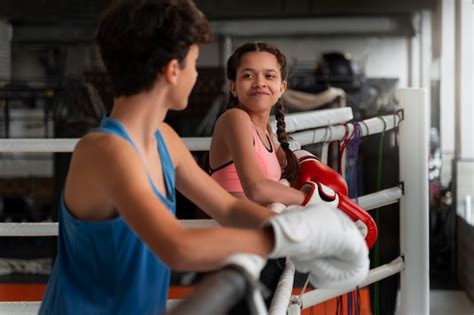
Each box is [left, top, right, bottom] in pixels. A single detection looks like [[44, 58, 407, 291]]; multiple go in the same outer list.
[[293, 149, 348, 196], [294, 149, 378, 249], [301, 181, 377, 249]]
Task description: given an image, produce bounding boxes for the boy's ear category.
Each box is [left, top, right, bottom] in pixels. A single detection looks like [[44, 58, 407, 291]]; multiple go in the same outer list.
[[163, 59, 180, 85]]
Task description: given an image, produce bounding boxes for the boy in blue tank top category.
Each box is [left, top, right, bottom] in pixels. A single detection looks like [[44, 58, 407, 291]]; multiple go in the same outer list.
[[39, 1, 369, 314]]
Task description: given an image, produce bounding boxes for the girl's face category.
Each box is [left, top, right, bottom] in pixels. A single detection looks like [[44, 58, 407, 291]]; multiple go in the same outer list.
[[230, 51, 287, 114]]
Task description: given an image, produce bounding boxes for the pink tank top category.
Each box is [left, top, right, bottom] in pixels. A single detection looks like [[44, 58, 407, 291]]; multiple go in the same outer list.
[[210, 124, 281, 192]]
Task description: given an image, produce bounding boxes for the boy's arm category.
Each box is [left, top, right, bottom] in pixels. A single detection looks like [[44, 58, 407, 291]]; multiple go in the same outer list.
[[90, 130, 274, 271]]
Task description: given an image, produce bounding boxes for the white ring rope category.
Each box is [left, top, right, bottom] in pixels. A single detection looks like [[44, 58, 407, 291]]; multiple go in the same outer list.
[[300, 257, 405, 309], [0, 219, 219, 237], [0, 302, 41, 315], [269, 257, 405, 314], [269, 256, 405, 313], [358, 186, 403, 211], [290, 114, 400, 147], [0, 222, 57, 237], [0, 113, 400, 153], [0, 188, 401, 237], [0, 258, 52, 276], [269, 107, 353, 134], [268, 259, 296, 315], [0, 139, 79, 153]]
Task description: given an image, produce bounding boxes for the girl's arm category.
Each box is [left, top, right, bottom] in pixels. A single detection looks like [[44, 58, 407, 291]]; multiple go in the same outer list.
[[163, 123, 275, 228], [215, 109, 305, 206]]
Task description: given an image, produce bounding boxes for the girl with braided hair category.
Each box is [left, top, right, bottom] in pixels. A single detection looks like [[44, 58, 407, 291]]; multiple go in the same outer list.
[[208, 42, 310, 310], [209, 42, 307, 209]]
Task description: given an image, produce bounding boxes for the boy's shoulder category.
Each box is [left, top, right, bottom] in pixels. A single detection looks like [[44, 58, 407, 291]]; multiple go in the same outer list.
[[158, 122, 183, 150], [158, 122, 177, 138], [74, 131, 133, 162]]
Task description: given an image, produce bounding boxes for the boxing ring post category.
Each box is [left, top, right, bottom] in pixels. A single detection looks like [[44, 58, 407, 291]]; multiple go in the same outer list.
[[398, 88, 430, 314]]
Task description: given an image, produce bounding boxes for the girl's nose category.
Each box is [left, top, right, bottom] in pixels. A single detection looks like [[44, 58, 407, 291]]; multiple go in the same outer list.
[[253, 78, 266, 88]]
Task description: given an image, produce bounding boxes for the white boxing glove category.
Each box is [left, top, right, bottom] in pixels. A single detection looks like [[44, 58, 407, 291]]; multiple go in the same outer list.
[[265, 204, 369, 288]]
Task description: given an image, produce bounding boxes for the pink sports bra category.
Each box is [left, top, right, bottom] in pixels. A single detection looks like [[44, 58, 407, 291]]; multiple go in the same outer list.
[[210, 124, 282, 193]]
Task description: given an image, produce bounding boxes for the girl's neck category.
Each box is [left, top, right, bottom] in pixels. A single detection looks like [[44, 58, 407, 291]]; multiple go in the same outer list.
[[238, 106, 271, 131], [250, 116, 269, 135]]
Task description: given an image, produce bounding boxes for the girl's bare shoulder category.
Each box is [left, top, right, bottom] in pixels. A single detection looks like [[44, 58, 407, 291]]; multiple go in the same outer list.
[[216, 108, 251, 128]]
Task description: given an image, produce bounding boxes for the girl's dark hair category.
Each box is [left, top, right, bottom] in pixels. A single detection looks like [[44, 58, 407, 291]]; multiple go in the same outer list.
[[226, 42, 299, 185], [96, 0, 212, 97]]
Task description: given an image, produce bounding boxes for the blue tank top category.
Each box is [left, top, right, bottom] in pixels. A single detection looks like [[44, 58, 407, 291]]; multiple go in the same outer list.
[[39, 116, 176, 315]]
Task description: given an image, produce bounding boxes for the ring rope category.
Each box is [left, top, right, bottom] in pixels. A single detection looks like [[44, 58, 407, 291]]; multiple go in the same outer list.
[[299, 257, 405, 309], [0, 187, 402, 237], [0, 114, 400, 153]]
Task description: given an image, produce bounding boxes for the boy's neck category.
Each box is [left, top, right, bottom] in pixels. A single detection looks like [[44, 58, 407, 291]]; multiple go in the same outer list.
[[110, 88, 169, 144]]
